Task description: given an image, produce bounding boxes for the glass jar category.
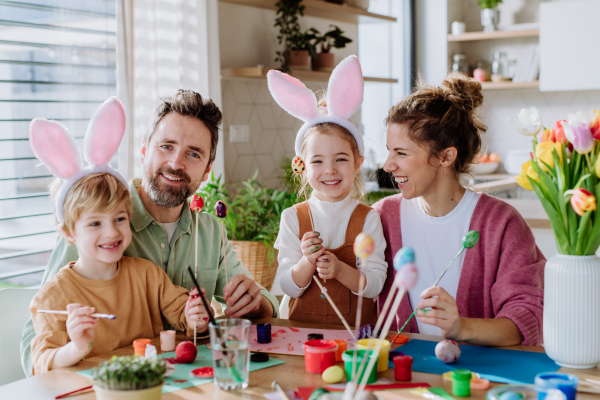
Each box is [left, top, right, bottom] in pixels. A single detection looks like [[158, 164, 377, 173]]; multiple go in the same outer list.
[[452, 54, 469, 75], [491, 52, 508, 81]]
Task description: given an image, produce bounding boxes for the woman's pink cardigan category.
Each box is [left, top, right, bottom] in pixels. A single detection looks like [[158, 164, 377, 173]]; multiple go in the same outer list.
[[373, 193, 545, 346]]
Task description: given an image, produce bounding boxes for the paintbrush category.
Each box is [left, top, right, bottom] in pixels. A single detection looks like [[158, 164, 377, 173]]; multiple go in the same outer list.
[[185, 265, 242, 382], [33, 309, 116, 320]]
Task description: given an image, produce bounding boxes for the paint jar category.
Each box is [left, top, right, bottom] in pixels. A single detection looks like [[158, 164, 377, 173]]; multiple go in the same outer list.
[[341, 350, 379, 384], [388, 350, 405, 361], [357, 338, 391, 372], [451, 369, 472, 397], [535, 373, 578, 400], [333, 339, 347, 362], [304, 339, 338, 373], [133, 338, 152, 356], [257, 323, 272, 344], [393, 355, 413, 381], [160, 330, 176, 352]]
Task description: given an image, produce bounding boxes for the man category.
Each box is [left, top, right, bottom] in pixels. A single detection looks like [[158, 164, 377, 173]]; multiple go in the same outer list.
[[21, 90, 278, 375]]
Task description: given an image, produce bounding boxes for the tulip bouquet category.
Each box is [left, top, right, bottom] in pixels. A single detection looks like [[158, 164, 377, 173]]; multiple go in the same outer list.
[[512, 107, 600, 255]]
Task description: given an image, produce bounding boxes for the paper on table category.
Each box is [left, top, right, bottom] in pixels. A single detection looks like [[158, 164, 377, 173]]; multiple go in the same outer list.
[[390, 339, 559, 384], [77, 344, 286, 394], [263, 390, 302, 400], [250, 325, 356, 355]]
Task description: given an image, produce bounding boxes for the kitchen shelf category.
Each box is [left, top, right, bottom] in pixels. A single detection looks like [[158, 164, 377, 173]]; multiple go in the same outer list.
[[221, 67, 398, 83], [481, 80, 539, 90], [447, 29, 539, 42], [219, 0, 396, 24]]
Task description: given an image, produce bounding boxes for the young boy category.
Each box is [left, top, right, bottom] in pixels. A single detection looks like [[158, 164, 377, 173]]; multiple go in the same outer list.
[[30, 173, 208, 374]]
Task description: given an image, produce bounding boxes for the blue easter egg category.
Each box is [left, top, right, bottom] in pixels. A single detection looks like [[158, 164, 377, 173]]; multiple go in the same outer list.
[[393, 248, 415, 270]]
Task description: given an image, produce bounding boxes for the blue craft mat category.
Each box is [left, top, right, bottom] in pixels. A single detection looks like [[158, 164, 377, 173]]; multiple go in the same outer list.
[[388, 339, 559, 384], [78, 344, 286, 393]]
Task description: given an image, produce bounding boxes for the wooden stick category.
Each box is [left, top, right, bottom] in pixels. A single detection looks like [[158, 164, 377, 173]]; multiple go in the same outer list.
[[55, 385, 93, 399], [271, 381, 292, 400], [35, 310, 115, 320], [221, 221, 229, 283], [195, 212, 198, 346], [350, 269, 366, 381], [355, 287, 407, 400], [312, 276, 356, 340], [306, 203, 315, 231]]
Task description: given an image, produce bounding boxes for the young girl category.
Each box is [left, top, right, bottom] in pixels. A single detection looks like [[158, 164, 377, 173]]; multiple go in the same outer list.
[[269, 56, 387, 325], [375, 73, 545, 346]]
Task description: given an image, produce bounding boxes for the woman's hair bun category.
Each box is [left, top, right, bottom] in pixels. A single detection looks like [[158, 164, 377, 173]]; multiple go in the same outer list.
[[440, 73, 483, 115]]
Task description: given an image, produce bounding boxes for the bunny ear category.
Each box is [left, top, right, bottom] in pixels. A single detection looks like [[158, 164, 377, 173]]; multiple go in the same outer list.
[[267, 70, 321, 122], [30, 118, 82, 180], [327, 55, 364, 120], [83, 97, 126, 166]]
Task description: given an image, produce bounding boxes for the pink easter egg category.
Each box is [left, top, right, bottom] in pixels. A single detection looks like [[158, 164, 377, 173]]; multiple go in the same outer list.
[[395, 262, 418, 290], [435, 340, 461, 364], [354, 233, 375, 259]]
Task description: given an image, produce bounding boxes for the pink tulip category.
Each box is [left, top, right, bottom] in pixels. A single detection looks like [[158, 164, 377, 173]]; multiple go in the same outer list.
[[591, 110, 600, 140], [563, 121, 594, 154], [570, 188, 597, 216]]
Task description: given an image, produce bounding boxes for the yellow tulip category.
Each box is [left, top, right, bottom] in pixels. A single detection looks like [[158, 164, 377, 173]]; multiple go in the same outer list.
[[570, 188, 597, 216], [515, 160, 534, 191], [535, 141, 563, 172], [527, 165, 539, 182], [595, 154, 600, 179]]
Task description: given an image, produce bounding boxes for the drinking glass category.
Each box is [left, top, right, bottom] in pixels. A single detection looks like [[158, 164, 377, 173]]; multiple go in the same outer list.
[[209, 319, 251, 391]]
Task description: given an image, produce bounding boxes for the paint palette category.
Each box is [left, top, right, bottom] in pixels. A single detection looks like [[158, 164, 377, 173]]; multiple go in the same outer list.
[[250, 325, 356, 356]]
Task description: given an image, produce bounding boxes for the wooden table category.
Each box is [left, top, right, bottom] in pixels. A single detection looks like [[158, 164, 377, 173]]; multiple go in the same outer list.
[[2, 318, 598, 399]]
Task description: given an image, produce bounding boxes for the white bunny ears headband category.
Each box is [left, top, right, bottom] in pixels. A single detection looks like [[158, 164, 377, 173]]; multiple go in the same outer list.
[[267, 55, 365, 156], [29, 97, 128, 224]]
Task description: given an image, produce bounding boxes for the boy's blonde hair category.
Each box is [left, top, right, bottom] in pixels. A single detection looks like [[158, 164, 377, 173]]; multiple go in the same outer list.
[[298, 92, 365, 201], [50, 173, 132, 237]]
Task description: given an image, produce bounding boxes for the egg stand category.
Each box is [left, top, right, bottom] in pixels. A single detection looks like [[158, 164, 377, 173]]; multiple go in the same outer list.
[[390, 231, 479, 343]]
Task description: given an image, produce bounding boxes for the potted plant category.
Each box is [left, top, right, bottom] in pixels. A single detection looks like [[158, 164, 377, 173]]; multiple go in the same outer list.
[[195, 172, 296, 290], [286, 29, 319, 71], [91, 355, 167, 400], [512, 107, 600, 369], [311, 25, 353, 72], [478, 0, 502, 32], [274, 0, 305, 72]]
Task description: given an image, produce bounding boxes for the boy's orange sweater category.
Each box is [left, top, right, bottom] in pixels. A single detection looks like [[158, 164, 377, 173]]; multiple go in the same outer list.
[[30, 256, 193, 374]]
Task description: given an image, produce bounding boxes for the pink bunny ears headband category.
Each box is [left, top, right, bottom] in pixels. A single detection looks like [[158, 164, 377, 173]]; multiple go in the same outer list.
[[267, 55, 365, 156], [29, 97, 128, 224]]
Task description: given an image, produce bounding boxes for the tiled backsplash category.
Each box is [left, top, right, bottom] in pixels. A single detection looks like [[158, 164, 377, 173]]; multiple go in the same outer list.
[[222, 78, 362, 187]]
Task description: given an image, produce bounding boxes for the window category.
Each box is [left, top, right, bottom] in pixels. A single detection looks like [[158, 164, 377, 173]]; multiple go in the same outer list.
[[0, 0, 117, 287]]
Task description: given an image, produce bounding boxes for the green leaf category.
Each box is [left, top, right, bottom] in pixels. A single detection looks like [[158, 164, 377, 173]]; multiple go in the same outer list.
[[575, 210, 593, 255], [529, 177, 570, 253]]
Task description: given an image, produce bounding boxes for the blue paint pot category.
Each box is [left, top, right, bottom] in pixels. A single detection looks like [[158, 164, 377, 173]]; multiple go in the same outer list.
[[535, 372, 578, 400]]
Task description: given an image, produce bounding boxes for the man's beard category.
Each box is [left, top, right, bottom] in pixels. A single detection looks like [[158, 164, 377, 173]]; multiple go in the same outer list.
[[143, 166, 200, 209]]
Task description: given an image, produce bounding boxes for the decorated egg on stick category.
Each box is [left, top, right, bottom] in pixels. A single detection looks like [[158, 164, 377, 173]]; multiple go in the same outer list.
[[354, 233, 375, 260], [215, 200, 228, 218], [291, 156, 305, 173], [435, 340, 461, 364], [190, 194, 204, 212], [393, 248, 415, 270], [462, 230, 479, 249]]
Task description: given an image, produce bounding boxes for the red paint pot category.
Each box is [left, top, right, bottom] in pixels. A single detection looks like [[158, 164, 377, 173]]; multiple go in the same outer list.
[[304, 339, 338, 374], [393, 355, 413, 381]]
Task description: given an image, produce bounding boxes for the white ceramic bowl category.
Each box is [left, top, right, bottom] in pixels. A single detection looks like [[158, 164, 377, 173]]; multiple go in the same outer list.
[[470, 162, 499, 175]]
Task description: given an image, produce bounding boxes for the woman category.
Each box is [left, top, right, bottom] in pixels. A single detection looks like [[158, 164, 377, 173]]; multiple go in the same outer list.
[[374, 74, 544, 346]]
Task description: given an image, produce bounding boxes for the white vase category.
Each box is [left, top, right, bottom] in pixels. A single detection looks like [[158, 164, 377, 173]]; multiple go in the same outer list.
[[480, 8, 499, 32], [544, 254, 600, 369]]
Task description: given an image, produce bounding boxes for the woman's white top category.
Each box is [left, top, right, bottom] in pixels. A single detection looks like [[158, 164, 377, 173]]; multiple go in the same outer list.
[[275, 193, 388, 300], [401, 190, 481, 336]]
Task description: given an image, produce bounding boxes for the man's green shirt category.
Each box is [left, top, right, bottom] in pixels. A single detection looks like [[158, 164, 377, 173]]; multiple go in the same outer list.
[[20, 179, 279, 376]]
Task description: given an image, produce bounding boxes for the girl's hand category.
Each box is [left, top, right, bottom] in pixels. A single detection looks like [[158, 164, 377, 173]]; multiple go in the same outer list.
[[301, 231, 325, 265], [186, 288, 209, 333], [416, 287, 463, 340], [66, 303, 97, 354], [316, 251, 341, 280]]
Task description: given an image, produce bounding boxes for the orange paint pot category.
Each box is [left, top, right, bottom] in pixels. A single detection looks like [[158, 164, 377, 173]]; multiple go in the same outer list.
[[471, 378, 490, 390], [133, 338, 152, 356], [393, 335, 408, 344], [333, 339, 347, 362]]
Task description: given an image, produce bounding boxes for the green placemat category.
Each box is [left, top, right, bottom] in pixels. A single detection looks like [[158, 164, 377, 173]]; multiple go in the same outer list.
[[77, 344, 286, 393], [429, 388, 456, 400]]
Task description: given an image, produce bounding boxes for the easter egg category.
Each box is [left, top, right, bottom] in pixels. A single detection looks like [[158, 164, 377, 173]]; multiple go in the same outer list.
[[292, 156, 305, 173], [190, 194, 204, 212], [322, 365, 344, 384], [393, 248, 415, 270], [215, 200, 228, 218], [354, 233, 375, 259], [395, 261, 418, 290], [435, 340, 461, 364], [462, 230, 479, 249]]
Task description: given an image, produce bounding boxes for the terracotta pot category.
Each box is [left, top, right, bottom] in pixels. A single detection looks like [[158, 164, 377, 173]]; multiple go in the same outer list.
[[93, 384, 163, 400], [312, 52, 335, 72], [287, 50, 310, 70]]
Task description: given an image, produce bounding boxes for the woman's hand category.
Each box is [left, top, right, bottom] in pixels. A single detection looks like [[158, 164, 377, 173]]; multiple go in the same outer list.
[[316, 251, 341, 280], [186, 287, 209, 333], [416, 286, 463, 340], [300, 231, 325, 265]]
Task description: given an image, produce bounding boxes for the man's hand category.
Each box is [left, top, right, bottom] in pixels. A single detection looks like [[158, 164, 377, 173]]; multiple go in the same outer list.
[[222, 274, 271, 318], [186, 288, 209, 333], [66, 303, 97, 353], [416, 286, 462, 339]]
